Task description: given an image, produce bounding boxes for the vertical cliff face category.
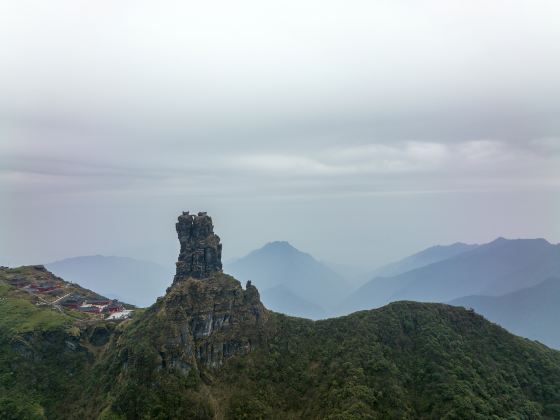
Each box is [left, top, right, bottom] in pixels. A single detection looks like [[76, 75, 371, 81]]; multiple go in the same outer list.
[[174, 211, 222, 283], [156, 275, 267, 372], [117, 211, 268, 381]]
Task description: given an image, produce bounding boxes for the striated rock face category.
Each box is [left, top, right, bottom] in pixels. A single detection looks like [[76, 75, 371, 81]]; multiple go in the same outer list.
[[150, 274, 268, 373], [117, 212, 268, 378], [174, 211, 222, 283]]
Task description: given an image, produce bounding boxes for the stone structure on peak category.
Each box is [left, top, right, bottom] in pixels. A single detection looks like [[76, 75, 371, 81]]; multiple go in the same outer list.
[[174, 211, 223, 283]]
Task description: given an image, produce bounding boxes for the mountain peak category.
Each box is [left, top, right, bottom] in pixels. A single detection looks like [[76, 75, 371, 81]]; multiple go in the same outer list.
[[486, 237, 553, 247], [142, 213, 268, 373], [173, 211, 223, 283], [491, 236, 508, 243], [262, 241, 297, 251]]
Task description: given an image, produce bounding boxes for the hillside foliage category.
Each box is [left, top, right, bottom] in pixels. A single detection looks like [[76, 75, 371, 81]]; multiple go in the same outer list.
[[1, 269, 560, 419]]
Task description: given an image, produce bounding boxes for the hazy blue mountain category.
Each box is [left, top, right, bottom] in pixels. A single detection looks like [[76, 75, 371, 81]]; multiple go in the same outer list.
[[451, 277, 560, 349], [46, 255, 173, 307], [225, 241, 346, 318], [369, 242, 479, 278], [324, 261, 372, 287], [341, 238, 560, 314], [327, 242, 478, 296], [260, 284, 328, 319]]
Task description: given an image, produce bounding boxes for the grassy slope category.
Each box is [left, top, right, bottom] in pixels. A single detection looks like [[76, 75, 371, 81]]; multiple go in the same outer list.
[[0, 284, 71, 332], [0, 284, 71, 418], [0, 272, 108, 419]]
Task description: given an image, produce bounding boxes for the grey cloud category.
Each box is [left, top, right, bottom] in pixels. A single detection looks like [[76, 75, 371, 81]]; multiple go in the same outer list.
[[1, 1, 560, 268], [2, 137, 558, 199]]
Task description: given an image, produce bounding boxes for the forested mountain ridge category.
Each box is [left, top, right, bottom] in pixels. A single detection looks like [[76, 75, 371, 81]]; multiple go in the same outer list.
[[452, 277, 560, 349], [2, 213, 560, 419]]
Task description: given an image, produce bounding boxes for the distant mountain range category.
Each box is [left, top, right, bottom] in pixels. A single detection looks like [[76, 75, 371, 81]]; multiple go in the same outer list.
[[44, 238, 560, 348], [451, 277, 560, 349], [225, 241, 346, 319], [46, 255, 173, 307], [341, 238, 560, 313], [3, 212, 560, 419], [259, 285, 328, 319], [368, 242, 479, 278]]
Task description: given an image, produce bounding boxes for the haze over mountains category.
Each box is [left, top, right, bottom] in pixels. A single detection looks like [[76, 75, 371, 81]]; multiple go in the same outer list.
[[368, 242, 479, 278], [341, 238, 560, 311], [334, 237, 560, 349], [43, 237, 560, 348], [223, 237, 560, 349], [46, 256, 173, 307], [225, 241, 346, 319], [452, 277, 560, 349], [4, 212, 560, 418]]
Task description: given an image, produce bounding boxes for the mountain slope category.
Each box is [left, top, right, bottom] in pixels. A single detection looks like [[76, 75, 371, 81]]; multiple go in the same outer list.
[[369, 242, 478, 278], [0, 265, 117, 308], [70, 216, 560, 418], [225, 241, 346, 318], [342, 238, 560, 313], [451, 277, 560, 349], [0, 266, 127, 419], [3, 213, 560, 419], [88, 295, 560, 419], [47, 255, 173, 307], [4, 268, 560, 419]]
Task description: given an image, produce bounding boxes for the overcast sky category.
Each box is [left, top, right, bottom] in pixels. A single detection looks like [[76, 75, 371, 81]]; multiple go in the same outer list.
[[1, 0, 559, 271]]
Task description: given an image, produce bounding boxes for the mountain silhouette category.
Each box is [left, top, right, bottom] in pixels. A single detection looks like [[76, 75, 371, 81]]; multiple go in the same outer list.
[[341, 238, 560, 314], [451, 277, 560, 349], [225, 241, 346, 318]]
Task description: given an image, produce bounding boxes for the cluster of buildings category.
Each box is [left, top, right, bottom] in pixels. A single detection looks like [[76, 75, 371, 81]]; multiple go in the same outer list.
[[106, 309, 134, 320], [7, 273, 132, 320], [60, 296, 126, 314], [27, 282, 62, 293]]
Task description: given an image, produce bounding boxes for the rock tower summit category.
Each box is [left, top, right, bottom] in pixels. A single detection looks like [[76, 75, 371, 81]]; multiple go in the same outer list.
[[173, 211, 223, 283]]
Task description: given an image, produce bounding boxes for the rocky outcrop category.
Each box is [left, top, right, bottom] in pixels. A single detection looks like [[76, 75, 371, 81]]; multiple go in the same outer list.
[[118, 212, 268, 378], [174, 211, 223, 283], [153, 274, 268, 373]]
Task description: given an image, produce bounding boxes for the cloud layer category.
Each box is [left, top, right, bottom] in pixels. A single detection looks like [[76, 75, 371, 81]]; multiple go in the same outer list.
[[1, 1, 560, 268], [2, 136, 559, 199]]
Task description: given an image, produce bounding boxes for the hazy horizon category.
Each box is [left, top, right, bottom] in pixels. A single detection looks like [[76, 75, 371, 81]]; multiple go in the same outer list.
[[3, 230, 559, 274], [2, 1, 560, 269]]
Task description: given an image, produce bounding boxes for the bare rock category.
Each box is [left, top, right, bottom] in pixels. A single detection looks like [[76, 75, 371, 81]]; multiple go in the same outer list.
[[174, 211, 222, 283]]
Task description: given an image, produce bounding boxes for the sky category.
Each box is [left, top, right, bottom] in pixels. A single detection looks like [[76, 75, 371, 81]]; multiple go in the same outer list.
[[1, 0, 560, 270]]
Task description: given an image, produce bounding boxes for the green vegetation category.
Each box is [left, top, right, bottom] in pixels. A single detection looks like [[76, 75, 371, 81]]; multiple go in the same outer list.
[[89, 301, 560, 419], [0, 393, 44, 420], [0, 271, 107, 418], [211, 303, 560, 419], [1, 268, 560, 419], [0, 285, 69, 333]]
